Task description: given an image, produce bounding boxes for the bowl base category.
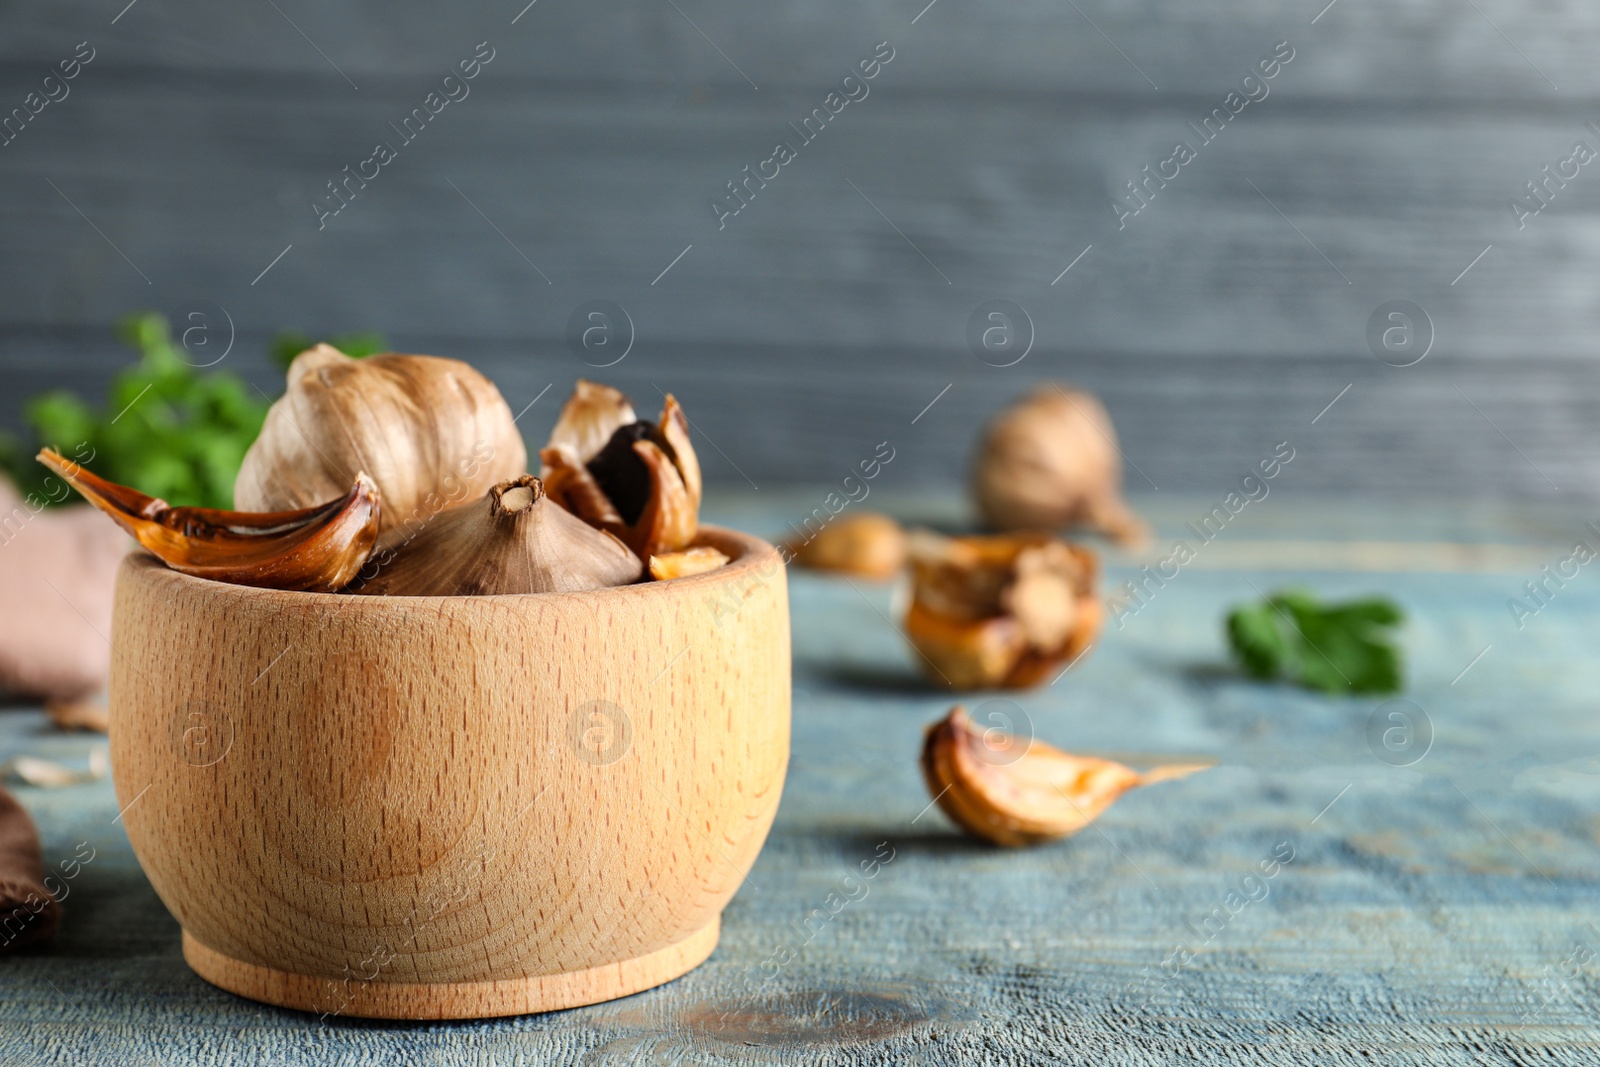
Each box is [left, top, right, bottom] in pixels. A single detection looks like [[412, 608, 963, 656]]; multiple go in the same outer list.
[[181, 920, 720, 1020]]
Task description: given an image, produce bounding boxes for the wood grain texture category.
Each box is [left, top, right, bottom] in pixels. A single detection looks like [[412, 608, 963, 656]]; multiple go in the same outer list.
[[105, 526, 790, 1019]]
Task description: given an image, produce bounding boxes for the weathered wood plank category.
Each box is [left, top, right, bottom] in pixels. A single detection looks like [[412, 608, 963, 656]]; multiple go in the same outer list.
[[2, 0, 1599, 498]]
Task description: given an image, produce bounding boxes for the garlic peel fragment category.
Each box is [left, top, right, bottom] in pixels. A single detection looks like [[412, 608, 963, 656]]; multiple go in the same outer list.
[[545, 379, 637, 466], [38, 449, 380, 592], [4, 747, 109, 789], [353, 475, 642, 596], [920, 706, 1209, 847]]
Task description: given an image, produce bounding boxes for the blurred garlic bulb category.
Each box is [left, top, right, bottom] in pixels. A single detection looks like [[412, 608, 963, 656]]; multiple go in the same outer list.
[[972, 384, 1147, 546], [235, 345, 526, 548], [354, 476, 641, 596], [539, 381, 702, 560]]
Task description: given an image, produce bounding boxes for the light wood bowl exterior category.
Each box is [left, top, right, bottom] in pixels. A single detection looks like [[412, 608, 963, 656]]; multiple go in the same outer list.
[[107, 526, 789, 1020]]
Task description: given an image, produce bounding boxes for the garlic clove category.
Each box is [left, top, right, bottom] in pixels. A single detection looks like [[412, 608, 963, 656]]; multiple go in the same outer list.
[[656, 394, 702, 514], [539, 382, 704, 562], [648, 546, 730, 581], [972, 384, 1148, 547], [627, 438, 697, 558], [235, 346, 526, 550], [353, 475, 642, 596], [786, 512, 906, 579], [920, 706, 1209, 847], [538, 446, 626, 530], [546, 379, 637, 465], [38, 448, 380, 592]]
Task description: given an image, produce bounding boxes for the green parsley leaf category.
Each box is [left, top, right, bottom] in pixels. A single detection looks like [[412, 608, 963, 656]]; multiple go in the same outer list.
[[1225, 589, 1404, 696], [3, 315, 389, 510]]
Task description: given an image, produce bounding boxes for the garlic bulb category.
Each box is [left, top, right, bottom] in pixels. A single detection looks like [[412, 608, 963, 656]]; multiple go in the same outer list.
[[539, 381, 702, 560], [920, 706, 1209, 847], [235, 345, 526, 548], [353, 475, 641, 596], [972, 384, 1147, 546], [902, 530, 1100, 689]]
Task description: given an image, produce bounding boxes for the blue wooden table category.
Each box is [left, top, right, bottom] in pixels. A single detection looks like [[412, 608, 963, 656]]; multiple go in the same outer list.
[[2, 493, 1598, 1065]]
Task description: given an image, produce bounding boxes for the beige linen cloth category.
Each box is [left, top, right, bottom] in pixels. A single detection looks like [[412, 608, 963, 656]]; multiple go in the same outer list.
[[0, 477, 130, 702]]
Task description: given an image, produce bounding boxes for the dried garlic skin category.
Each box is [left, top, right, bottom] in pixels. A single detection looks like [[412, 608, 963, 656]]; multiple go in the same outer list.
[[235, 345, 526, 549], [903, 530, 1099, 690], [972, 384, 1147, 546], [38, 448, 380, 593], [545, 379, 637, 464], [649, 546, 730, 581], [539, 382, 702, 560], [786, 512, 906, 579], [919, 706, 1209, 847], [353, 475, 642, 596]]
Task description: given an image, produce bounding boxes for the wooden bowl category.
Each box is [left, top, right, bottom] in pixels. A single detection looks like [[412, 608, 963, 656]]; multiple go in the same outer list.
[[107, 526, 789, 1020]]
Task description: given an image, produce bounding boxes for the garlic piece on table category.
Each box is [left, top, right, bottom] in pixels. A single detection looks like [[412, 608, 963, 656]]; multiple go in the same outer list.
[[972, 384, 1147, 546], [539, 382, 702, 560], [38, 448, 380, 593], [920, 706, 1209, 847], [354, 475, 642, 596], [786, 512, 906, 579], [235, 345, 526, 549], [903, 530, 1100, 689]]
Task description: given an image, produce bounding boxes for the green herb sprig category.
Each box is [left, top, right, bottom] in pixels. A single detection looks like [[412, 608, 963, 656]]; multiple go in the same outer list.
[[2, 314, 269, 510], [1226, 589, 1404, 695], [2, 315, 385, 510]]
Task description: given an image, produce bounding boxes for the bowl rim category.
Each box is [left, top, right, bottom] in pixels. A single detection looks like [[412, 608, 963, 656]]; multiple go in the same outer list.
[[117, 523, 781, 606]]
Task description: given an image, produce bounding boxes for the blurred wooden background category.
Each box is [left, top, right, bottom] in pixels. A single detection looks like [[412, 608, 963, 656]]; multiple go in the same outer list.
[[0, 0, 1596, 497]]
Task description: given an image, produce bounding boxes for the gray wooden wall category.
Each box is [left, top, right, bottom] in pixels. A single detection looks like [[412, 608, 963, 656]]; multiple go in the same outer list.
[[1, 0, 1596, 498]]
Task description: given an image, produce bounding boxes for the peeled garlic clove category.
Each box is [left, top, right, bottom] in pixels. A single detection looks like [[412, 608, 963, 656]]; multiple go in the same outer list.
[[38, 449, 380, 592], [786, 512, 906, 579], [972, 384, 1148, 547], [920, 706, 1209, 847], [649, 546, 729, 581], [353, 475, 641, 596], [902, 530, 1100, 689], [546, 379, 638, 465], [235, 345, 526, 549]]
